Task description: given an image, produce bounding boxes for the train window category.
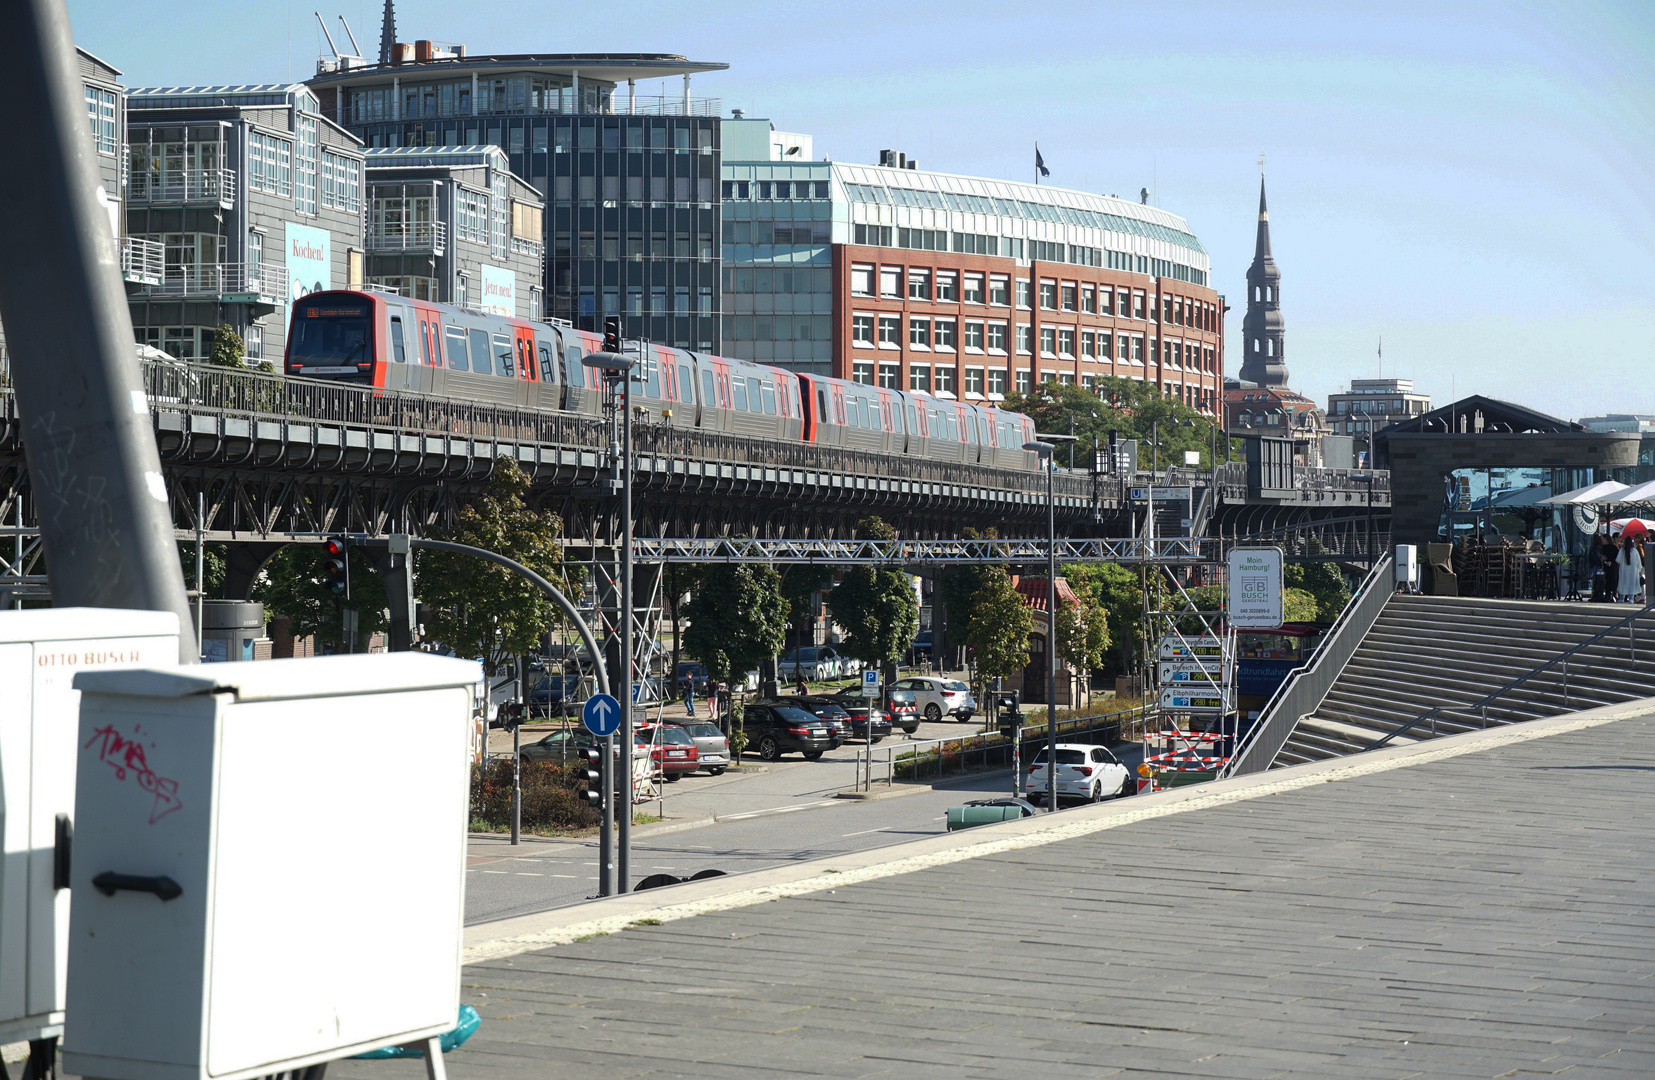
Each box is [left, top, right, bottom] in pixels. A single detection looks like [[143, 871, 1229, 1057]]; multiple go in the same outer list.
[[493, 334, 512, 377], [644, 356, 661, 398], [817, 387, 828, 422], [540, 346, 555, 382], [679, 364, 693, 403], [390, 316, 406, 363], [467, 329, 489, 373], [702, 370, 715, 405], [731, 377, 748, 412], [444, 325, 468, 369], [420, 320, 431, 364], [907, 405, 918, 434], [516, 339, 529, 379], [761, 383, 777, 415]]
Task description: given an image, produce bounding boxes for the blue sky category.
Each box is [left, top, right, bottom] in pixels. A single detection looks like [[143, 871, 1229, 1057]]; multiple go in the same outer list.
[[70, 0, 1654, 421]]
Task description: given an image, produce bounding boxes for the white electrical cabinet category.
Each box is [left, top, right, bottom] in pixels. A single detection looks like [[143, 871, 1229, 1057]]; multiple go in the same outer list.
[[1395, 544, 1419, 590], [0, 608, 180, 1045], [63, 653, 480, 1080]]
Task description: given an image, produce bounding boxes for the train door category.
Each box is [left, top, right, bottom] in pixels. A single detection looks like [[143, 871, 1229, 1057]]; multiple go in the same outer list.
[[675, 354, 698, 427], [904, 393, 928, 458], [413, 301, 444, 395], [560, 330, 600, 415], [533, 330, 561, 410], [381, 304, 412, 392]]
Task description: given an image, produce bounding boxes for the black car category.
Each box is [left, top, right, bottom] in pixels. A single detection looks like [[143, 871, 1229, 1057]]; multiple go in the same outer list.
[[675, 662, 710, 696], [797, 694, 889, 743], [755, 697, 851, 742], [832, 685, 916, 735], [740, 703, 837, 761], [527, 673, 582, 716]]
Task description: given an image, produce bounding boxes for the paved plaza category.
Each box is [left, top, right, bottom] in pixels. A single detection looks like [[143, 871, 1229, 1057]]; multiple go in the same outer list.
[[336, 702, 1655, 1080]]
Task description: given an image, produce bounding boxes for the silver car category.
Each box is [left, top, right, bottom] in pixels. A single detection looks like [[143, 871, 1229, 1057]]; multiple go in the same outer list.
[[890, 676, 977, 722], [680, 721, 731, 775]]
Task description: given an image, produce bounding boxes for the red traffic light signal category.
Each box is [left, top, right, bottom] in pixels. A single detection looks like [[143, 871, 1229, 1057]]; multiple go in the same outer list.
[[601, 316, 622, 354], [323, 536, 349, 597]]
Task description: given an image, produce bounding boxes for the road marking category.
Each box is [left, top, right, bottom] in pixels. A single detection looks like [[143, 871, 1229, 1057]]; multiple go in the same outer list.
[[721, 800, 837, 821], [551, 875, 577, 879], [481, 870, 508, 875], [841, 826, 892, 838], [516, 873, 543, 877]]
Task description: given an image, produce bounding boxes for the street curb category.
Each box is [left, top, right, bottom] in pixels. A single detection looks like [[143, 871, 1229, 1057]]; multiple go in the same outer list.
[[833, 785, 928, 802], [634, 814, 717, 836]]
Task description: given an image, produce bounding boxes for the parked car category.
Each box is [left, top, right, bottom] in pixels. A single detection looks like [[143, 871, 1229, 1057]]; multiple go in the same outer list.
[[885, 689, 920, 735], [760, 697, 850, 742], [678, 721, 730, 774], [675, 662, 710, 696], [890, 676, 977, 722], [637, 723, 700, 781], [946, 796, 1039, 831], [778, 647, 833, 682], [907, 630, 933, 666], [819, 646, 859, 678], [831, 685, 914, 735], [740, 703, 837, 761], [527, 673, 583, 716], [797, 694, 888, 743], [519, 730, 659, 784], [1027, 744, 1132, 804]]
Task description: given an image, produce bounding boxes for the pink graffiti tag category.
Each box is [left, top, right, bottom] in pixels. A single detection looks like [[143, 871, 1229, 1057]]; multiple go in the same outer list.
[[84, 725, 182, 824]]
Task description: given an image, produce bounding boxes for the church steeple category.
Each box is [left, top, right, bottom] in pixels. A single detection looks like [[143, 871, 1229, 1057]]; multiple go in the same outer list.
[[378, 0, 397, 66], [1239, 174, 1288, 388]]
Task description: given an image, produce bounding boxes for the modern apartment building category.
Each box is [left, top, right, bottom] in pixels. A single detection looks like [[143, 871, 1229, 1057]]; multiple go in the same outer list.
[[308, 37, 728, 350], [363, 146, 544, 319], [1326, 378, 1432, 453], [720, 119, 1224, 414], [124, 84, 368, 364]]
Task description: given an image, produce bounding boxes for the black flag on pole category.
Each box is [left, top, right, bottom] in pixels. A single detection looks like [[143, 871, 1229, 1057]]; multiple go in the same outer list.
[[1035, 145, 1050, 178]]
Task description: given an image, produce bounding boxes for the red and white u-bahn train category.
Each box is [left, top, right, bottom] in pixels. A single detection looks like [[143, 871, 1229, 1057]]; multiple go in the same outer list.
[[283, 290, 1039, 470]]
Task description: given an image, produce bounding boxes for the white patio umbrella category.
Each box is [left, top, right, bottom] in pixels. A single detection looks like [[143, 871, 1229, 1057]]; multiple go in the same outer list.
[[1537, 480, 1636, 505], [1610, 478, 1655, 504]]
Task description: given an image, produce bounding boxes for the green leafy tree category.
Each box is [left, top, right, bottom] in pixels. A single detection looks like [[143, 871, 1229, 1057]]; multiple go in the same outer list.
[[207, 324, 245, 368], [940, 526, 1001, 638], [1282, 587, 1319, 624], [1284, 560, 1352, 622], [254, 544, 388, 651], [417, 459, 569, 677], [780, 564, 833, 650], [1054, 586, 1111, 676], [965, 566, 1035, 685], [682, 557, 788, 682], [1003, 377, 1237, 470], [1080, 562, 1150, 675], [178, 542, 227, 598], [824, 517, 920, 668]]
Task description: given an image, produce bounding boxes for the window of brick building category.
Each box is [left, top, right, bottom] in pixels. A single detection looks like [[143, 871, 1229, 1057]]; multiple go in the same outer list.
[[852, 314, 874, 345], [989, 276, 1010, 305], [963, 274, 984, 303]]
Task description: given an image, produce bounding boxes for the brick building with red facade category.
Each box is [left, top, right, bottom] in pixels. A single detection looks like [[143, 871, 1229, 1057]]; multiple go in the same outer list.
[[720, 122, 1223, 416]]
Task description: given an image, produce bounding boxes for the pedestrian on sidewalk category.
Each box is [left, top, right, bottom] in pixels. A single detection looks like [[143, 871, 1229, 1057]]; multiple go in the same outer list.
[[794, 673, 809, 695], [1616, 535, 1643, 603], [683, 677, 697, 717]]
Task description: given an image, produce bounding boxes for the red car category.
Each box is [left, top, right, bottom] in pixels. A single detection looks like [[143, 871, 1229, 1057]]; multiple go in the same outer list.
[[638, 724, 700, 782]]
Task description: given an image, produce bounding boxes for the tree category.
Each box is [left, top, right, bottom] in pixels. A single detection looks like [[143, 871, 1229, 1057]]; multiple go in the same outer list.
[[682, 557, 788, 683], [965, 566, 1034, 685], [779, 564, 833, 650], [254, 543, 388, 651], [1079, 562, 1149, 675], [1282, 587, 1319, 624], [178, 542, 226, 598], [940, 526, 1000, 638], [1054, 586, 1110, 677], [206, 324, 245, 368], [825, 517, 920, 668], [1002, 376, 1238, 470], [416, 458, 570, 677], [1284, 560, 1351, 622]]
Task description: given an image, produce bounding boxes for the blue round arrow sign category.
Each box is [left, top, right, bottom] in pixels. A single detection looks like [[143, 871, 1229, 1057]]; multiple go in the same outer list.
[[582, 692, 622, 737]]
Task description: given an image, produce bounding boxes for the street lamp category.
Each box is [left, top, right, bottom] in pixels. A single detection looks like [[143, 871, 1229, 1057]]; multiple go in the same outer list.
[[1024, 434, 1075, 813], [583, 322, 637, 894]]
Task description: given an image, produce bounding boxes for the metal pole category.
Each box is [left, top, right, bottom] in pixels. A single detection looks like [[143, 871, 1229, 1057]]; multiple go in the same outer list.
[[1045, 459, 1058, 813], [0, 0, 194, 658], [510, 721, 521, 845], [195, 491, 205, 659], [599, 734, 614, 895], [619, 365, 634, 891]]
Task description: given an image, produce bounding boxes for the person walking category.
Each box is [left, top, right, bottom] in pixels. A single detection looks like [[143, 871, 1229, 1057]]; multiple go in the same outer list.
[[1601, 533, 1620, 602], [794, 672, 809, 696], [683, 676, 696, 718], [1617, 534, 1644, 603]]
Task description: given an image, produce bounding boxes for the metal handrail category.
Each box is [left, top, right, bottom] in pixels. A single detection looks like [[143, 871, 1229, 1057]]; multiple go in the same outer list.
[[1366, 604, 1653, 751], [855, 705, 1148, 791], [1221, 554, 1395, 777]]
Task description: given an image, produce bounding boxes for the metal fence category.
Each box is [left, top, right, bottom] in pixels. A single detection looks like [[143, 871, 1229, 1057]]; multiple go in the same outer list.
[[1221, 554, 1395, 777], [854, 705, 1149, 790]]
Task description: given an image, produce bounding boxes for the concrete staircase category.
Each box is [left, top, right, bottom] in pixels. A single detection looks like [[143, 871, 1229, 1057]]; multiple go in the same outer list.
[[1273, 595, 1655, 767]]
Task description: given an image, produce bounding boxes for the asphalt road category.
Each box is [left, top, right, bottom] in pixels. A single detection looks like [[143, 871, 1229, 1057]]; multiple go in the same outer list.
[[464, 772, 1018, 925]]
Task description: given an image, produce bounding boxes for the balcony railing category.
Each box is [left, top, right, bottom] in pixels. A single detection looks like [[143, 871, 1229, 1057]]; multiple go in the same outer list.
[[364, 220, 446, 255], [120, 237, 165, 286], [509, 235, 542, 259], [127, 167, 236, 207], [135, 263, 289, 304]]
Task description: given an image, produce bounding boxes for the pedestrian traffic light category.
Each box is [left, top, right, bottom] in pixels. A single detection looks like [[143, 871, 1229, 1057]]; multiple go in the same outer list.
[[578, 746, 604, 808], [602, 316, 622, 354], [323, 536, 349, 597]]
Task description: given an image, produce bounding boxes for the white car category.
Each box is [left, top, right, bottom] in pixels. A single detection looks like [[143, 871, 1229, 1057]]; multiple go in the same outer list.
[[890, 676, 977, 722], [1027, 743, 1132, 803]]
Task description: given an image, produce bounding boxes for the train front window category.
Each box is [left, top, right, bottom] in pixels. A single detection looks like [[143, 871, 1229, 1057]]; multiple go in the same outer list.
[[289, 303, 372, 369]]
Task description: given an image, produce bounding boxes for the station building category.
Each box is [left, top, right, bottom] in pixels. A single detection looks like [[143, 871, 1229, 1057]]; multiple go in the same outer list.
[[719, 117, 1225, 416], [363, 146, 544, 319], [308, 38, 728, 351], [123, 84, 368, 364], [1326, 377, 1432, 457]]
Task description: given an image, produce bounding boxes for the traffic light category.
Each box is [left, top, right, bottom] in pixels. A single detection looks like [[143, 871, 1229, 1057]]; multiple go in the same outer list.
[[323, 536, 349, 598], [601, 316, 622, 354], [578, 746, 604, 808]]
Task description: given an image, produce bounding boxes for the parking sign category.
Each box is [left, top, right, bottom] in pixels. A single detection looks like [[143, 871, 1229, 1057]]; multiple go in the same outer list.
[[862, 669, 880, 698]]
